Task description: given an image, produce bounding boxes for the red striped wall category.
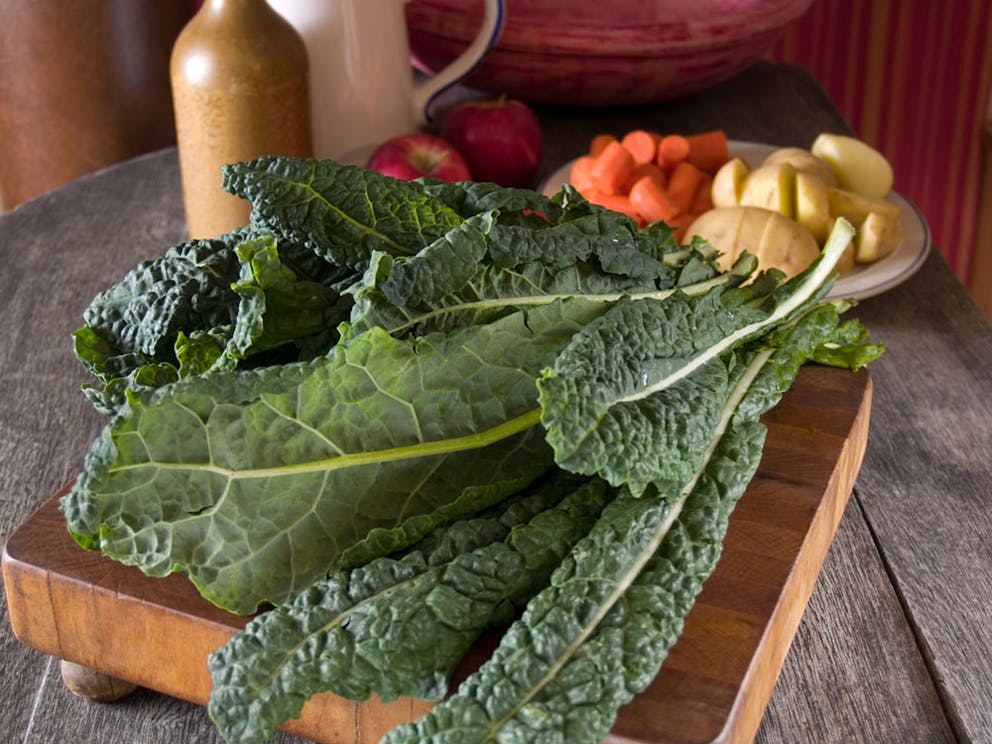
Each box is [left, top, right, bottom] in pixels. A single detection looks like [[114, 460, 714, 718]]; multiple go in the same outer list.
[[768, 0, 992, 285]]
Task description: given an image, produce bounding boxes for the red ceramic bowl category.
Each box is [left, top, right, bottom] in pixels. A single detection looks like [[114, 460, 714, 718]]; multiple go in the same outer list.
[[407, 0, 813, 106]]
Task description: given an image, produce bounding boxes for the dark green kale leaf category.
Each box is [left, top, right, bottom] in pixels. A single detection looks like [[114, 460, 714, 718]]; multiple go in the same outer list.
[[381, 287, 880, 744], [222, 157, 466, 269], [74, 229, 354, 413], [344, 189, 738, 340], [80, 232, 245, 361], [207, 474, 612, 744], [538, 221, 857, 495], [61, 298, 606, 614], [221, 235, 352, 365]]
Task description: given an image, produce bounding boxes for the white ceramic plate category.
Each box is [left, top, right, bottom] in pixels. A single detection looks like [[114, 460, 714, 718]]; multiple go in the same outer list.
[[540, 140, 931, 301]]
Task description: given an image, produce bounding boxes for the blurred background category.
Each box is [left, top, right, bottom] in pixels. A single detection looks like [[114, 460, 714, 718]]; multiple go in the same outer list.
[[0, 0, 989, 319]]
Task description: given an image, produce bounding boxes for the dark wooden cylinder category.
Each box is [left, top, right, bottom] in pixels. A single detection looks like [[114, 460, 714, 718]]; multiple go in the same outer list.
[[0, 1, 194, 208]]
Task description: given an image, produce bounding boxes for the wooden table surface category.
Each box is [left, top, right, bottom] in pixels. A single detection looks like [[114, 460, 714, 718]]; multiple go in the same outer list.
[[1, 61, 990, 743]]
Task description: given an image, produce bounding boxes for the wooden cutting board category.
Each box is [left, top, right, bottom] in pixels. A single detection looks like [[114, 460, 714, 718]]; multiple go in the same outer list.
[[2, 364, 872, 744]]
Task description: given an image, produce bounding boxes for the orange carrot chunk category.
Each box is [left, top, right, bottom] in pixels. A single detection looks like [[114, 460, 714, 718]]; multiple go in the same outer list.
[[586, 190, 642, 222], [666, 160, 707, 214], [685, 130, 730, 174], [689, 174, 714, 215], [628, 176, 680, 224], [590, 133, 618, 157], [600, 194, 641, 222], [569, 155, 596, 193], [667, 211, 696, 243], [620, 129, 659, 165], [657, 134, 690, 170], [622, 162, 667, 194], [580, 187, 609, 205], [590, 140, 636, 194]]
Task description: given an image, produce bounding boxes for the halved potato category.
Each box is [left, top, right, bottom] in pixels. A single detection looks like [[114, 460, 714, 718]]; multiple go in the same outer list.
[[711, 157, 750, 207], [752, 209, 821, 277], [811, 133, 894, 199], [739, 163, 796, 218], [794, 171, 832, 244], [827, 186, 901, 226], [855, 211, 905, 263]]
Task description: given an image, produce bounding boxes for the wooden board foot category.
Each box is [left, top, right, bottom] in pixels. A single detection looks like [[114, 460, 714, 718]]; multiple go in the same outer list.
[[60, 660, 138, 702]]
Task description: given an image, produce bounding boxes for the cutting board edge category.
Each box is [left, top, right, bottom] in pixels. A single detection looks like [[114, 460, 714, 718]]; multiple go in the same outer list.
[[711, 372, 874, 744]]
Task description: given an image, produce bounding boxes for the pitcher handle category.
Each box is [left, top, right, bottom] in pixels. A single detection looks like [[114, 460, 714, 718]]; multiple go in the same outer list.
[[410, 0, 505, 123]]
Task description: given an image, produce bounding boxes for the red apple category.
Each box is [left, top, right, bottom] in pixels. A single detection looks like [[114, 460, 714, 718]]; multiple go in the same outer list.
[[365, 133, 471, 182], [441, 97, 543, 187]]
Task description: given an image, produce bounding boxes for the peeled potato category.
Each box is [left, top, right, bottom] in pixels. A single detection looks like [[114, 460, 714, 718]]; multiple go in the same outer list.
[[827, 186, 901, 226], [763, 147, 837, 187], [811, 133, 894, 199], [855, 211, 906, 263], [685, 206, 820, 278], [739, 163, 796, 218], [685, 205, 747, 270], [737, 206, 778, 267], [751, 210, 821, 277], [711, 157, 750, 207], [794, 171, 832, 244]]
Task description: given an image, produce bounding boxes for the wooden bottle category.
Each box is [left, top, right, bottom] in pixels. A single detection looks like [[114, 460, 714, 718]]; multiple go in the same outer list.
[[170, 0, 312, 239]]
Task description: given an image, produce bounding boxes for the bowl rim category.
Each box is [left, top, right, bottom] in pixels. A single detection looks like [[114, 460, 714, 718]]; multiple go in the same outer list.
[[406, 0, 814, 55]]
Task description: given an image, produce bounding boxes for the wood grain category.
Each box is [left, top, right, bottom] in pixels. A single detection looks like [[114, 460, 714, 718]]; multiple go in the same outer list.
[[849, 249, 992, 744], [756, 496, 957, 743], [3, 365, 871, 744]]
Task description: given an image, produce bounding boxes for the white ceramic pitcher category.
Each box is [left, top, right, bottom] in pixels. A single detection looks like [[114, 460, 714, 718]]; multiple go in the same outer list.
[[267, 0, 504, 160]]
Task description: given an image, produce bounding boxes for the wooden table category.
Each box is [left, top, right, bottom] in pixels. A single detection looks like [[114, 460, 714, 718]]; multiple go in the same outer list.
[[1, 61, 990, 743]]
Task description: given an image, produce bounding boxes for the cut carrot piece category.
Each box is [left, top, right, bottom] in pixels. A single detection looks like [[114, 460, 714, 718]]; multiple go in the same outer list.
[[569, 155, 596, 193], [685, 130, 730, 174], [586, 190, 642, 222], [590, 140, 635, 194], [628, 176, 680, 224], [657, 134, 690, 170], [580, 187, 608, 204], [667, 211, 696, 243], [590, 133, 618, 157], [666, 160, 707, 214], [689, 174, 714, 214], [620, 129, 658, 165], [622, 162, 667, 194], [600, 194, 641, 221]]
